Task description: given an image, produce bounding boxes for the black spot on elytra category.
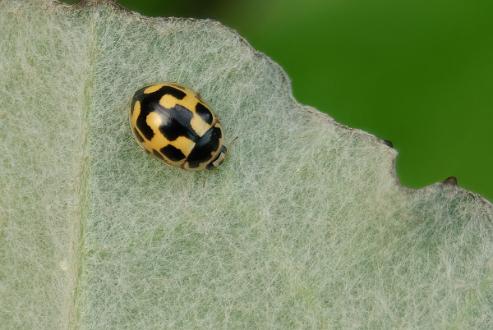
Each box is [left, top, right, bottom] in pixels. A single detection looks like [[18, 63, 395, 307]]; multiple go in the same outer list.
[[186, 126, 222, 168], [132, 85, 187, 140], [195, 102, 213, 125], [158, 105, 198, 141], [161, 145, 185, 161]]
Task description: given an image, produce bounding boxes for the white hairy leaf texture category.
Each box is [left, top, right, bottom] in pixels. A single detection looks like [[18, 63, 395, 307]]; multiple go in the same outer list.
[[0, 1, 492, 328]]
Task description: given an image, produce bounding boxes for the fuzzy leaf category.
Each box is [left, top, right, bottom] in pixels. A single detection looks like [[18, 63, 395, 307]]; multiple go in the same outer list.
[[0, 1, 492, 328]]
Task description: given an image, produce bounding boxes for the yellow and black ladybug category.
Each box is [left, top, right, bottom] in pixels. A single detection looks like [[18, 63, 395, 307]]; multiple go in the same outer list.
[[130, 83, 227, 170]]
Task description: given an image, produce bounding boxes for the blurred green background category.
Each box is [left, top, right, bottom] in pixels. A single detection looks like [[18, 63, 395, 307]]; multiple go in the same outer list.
[[66, 0, 493, 201]]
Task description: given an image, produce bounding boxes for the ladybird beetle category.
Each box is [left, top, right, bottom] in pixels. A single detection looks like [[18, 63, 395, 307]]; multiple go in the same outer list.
[[130, 82, 227, 170]]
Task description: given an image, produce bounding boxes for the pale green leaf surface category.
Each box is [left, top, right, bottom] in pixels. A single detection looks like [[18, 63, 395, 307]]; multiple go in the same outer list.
[[0, 1, 492, 329]]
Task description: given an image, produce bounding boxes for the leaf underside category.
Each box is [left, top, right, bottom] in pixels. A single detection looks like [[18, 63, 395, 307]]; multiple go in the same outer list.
[[0, 1, 492, 329]]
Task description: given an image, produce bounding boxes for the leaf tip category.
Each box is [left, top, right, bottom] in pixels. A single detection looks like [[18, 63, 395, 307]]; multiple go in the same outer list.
[[382, 139, 394, 148], [442, 176, 458, 186]]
